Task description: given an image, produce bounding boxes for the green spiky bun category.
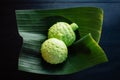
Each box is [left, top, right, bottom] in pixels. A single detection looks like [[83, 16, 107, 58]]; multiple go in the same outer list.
[[41, 38, 68, 64], [48, 22, 78, 46]]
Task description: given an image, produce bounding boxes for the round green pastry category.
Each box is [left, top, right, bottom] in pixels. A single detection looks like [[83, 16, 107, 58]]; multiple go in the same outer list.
[[41, 38, 68, 64], [48, 22, 78, 46]]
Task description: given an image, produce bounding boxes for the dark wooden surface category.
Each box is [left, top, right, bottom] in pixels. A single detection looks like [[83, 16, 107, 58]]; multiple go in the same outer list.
[[1, 0, 120, 80]]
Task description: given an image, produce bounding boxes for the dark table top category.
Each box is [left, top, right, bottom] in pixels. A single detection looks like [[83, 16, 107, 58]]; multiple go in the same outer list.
[[1, 0, 120, 80]]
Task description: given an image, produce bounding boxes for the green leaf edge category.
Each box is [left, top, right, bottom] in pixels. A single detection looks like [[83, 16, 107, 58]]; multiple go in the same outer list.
[[18, 33, 108, 75]]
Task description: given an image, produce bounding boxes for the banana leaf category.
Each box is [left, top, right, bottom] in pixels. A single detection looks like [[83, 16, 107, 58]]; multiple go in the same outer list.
[[16, 7, 108, 75]]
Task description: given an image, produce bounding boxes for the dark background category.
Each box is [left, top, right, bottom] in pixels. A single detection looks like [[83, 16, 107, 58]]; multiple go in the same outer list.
[[1, 0, 120, 80]]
